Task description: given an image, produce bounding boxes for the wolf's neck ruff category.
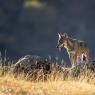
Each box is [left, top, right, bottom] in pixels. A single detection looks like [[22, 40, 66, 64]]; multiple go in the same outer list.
[[66, 37, 75, 51]]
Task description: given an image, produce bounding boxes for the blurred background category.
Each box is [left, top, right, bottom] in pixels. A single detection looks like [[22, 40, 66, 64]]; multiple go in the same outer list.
[[0, 0, 95, 64]]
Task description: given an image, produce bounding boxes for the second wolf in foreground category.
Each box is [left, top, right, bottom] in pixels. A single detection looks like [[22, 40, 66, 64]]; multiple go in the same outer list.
[[57, 33, 90, 66]]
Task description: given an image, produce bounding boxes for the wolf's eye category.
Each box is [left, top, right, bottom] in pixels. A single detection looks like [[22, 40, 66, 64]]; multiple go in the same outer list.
[[59, 39, 63, 44]]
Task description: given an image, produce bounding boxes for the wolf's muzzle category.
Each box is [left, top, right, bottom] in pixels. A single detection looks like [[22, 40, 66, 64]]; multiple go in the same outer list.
[[56, 45, 59, 48]]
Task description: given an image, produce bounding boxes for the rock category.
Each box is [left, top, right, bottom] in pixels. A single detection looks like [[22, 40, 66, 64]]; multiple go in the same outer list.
[[87, 60, 95, 72], [13, 55, 51, 80]]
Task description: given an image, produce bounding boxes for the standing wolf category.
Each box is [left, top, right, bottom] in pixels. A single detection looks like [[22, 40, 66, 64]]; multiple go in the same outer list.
[[57, 33, 89, 66]]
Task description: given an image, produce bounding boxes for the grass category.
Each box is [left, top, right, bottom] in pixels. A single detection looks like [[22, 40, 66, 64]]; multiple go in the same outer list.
[[0, 55, 95, 95], [0, 69, 95, 95], [0, 75, 95, 95]]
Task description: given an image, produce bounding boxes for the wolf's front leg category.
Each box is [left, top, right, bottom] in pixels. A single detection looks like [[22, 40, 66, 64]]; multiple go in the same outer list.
[[73, 55, 77, 66], [69, 54, 75, 67]]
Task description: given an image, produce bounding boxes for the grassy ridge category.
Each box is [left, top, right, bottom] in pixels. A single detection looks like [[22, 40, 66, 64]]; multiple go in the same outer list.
[[0, 65, 95, 95], [0, 75, 95, 95]]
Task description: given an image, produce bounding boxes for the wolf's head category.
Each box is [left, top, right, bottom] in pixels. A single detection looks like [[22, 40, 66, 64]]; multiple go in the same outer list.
[[56, 33, 68, 50]]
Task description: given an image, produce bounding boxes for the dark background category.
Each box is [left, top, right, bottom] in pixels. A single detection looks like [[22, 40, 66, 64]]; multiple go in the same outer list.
[[0, 0, 95, 64]]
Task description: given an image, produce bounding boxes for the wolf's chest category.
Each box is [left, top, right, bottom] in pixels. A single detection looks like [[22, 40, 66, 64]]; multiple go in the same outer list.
[[67, 49, 76, 56]]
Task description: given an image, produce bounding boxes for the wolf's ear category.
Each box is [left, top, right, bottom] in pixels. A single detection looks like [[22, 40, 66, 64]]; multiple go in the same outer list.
[[63, 33, 68, 38], [58, 33, 61, 39]]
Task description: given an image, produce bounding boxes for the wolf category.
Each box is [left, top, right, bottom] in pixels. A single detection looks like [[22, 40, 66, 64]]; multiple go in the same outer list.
[[57, 33, 90, 66]]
